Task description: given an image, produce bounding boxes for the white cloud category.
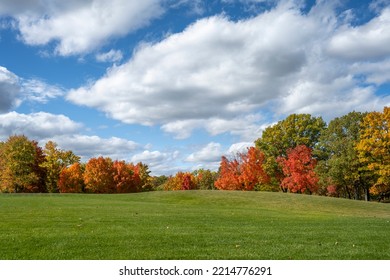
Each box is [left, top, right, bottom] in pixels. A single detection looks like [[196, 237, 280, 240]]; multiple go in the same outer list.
[[369, 0, 390, 13], [351, 59, 390, 85], [186, 142, 223, 163], [0, 111, 82, 140], [95, 49, 123, 63], [4, 1, 388, 149], [0, 66, 21, 112], [170, 0, 206, 15], [3, 0, 163, 56], [131, 150, 180, 175], [51, 134, 139, 161], [227, 142, 254, 155], [328, 8, 390, 61], [68, 3, 318, 137], [0, 66, 65, 110], [21, 78, 64, 103]]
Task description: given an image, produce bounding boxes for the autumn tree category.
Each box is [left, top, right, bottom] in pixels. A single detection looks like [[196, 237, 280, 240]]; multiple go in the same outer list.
[[255, 114, 326, 186], [277, 145, 319, 194], [356, 107, 390, 196], [164, 172, 197, 191], [40, 141, 80, 193], [193, 169, 218, 190], [315, 112, 372, 200], [0, 135, 46, 193], [83, 157, 116, 193], [238, 147, 270, 190], [214, 156, 241, 190], [135, 162, 152, 191], [215, 147, 269, 190], [113, 160, 141, 193], [58, 162, 85, 193]]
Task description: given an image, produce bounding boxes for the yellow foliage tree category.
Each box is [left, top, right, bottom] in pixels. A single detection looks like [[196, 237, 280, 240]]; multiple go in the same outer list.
[[356, 107, 390, 194]]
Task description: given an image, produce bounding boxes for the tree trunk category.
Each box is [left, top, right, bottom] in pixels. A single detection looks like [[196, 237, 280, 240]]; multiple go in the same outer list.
[[364, 187, 370, 201]]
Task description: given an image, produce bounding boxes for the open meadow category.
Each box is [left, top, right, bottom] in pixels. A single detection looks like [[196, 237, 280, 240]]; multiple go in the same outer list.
[[0, 191, 389, 260]]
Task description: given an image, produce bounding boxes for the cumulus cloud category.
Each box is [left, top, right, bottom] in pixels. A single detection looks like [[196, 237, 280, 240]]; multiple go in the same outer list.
[[351, 59, 390, 85], [68, 3, 320, 139], [186, 142, 223, 163], [328, 7, 390, 61], [0, 111, 82, 140], [0, 66, 21, 112], [50, 134, 139, 161], [227, 142, 254, 155], [131, 150, 181, 175], [5, 1, 388, 147], [2, 0, 163, 56]]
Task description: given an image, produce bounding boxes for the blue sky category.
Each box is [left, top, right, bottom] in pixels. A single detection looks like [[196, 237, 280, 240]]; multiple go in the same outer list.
[[0, 0, 389, 175]]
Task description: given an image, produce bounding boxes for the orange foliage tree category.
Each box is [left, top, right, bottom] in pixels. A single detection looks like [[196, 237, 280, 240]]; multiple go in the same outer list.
[[215, 147, 269, 190], [277, 145, 319, 194], [58, 162, 85, 193], [83, 157, 116, 193], [113, 161, 141, 193]]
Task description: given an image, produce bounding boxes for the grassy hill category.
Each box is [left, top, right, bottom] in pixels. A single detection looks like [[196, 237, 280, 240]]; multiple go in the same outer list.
[[0, 191, 389, 259]]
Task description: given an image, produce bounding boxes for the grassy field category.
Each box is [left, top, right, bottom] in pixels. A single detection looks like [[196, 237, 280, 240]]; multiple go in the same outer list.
[[0, 191, 389, 260]]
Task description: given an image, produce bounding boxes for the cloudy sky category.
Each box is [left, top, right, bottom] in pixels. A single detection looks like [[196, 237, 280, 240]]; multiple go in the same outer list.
[[1, 0, 389, 175]]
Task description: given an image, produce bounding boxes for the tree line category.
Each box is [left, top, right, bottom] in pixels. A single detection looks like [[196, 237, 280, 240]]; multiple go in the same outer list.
[[214, 107, 389, 201], [0, 107, 388, 201]]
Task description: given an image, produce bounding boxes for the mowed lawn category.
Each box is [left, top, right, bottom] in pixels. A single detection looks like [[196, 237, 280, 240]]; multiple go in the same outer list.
[[0, 191, 389, 260]]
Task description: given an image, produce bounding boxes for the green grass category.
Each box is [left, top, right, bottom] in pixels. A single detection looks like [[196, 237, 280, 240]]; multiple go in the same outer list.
[[0, 191, 389, 260]]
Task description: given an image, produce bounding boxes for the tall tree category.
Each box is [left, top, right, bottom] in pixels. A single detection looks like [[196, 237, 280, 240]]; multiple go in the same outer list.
[[277, 145, 319, 194], [255, 114, 326, 188], [315, 111, 372, 200], [135, 162, 152, 191], [356, 107, 390, 196], [40, 141, 80, 193], [0, 135, 46, 193]]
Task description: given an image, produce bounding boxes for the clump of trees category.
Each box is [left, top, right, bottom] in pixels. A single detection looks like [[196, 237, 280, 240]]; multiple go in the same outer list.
[[215, 107, 389, 201], [0, 136, 151, 194], [1, 107, 388, 201], [214, 147, 269, 190]]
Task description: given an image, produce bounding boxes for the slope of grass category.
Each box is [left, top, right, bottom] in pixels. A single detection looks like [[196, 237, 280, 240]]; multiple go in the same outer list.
[[0, 191, 389, 260]]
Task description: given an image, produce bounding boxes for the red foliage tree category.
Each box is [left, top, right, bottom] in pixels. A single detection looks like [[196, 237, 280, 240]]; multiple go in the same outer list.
[[277, 145, 319, 194], [215, 147, 269, 190], [58, 163, 85, 193], [214, 156, 241, 190]]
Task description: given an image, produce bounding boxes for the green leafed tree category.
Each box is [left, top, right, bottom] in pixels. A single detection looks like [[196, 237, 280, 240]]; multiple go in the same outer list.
[[255, 113, 326, 189], [193, 169, 218, 190], [315, 111, 373, 200]]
